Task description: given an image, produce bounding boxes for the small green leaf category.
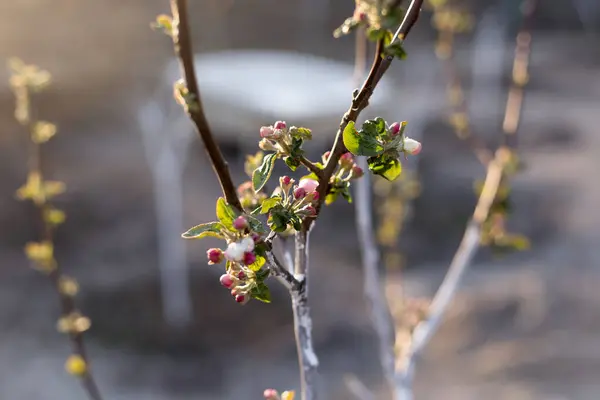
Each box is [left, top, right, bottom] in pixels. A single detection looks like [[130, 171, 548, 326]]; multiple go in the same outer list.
[[341, 188, 353, 204], [248, 254, 266, 272], [385, 41, 408, 60], [366, 27, 386, 42], [261, 196, 282, 214], [368, 155, 403, 181], [246, 215, 267, 233], [301, 172, 319, 181], [250, 281, 271, 303], [181, 221, 224, 239], [216, 197, 238, 230], [284, 156, 300, 171], [252, 153, 278, 192], [325, 192, 338, 205], [343, 121, 385, 157], [255, 267, 270, 282], [289, 127, 312, 140], [362, 118, 387, 137]]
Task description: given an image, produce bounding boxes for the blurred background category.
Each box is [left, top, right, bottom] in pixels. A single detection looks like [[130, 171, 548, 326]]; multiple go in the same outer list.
[[1, 0, 600, 399]]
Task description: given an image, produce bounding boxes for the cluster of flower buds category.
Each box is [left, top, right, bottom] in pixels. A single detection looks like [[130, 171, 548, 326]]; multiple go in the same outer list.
[[263, 388, 295, 400], [323, 151, 365, 182], [258, 120, 312, 156], [388, 122, 422, 156], [206, 215, 264, 304], [279, 176, 319, 218], [237, 181, 267, 211]]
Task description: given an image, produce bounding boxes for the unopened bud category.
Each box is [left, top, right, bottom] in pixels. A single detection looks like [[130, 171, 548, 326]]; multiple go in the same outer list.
[[294, 187, 307, 199], [207, 248, 224, 264], [274, 121, 287, 130], [322, 151, 331, 163], [260, 126, 275, 138], [390, 122, 401, 136], [264, 389, 280, 400], [403, 137, 422, 155], [243, 251, 257, 265], [259, 138, 277, 151], [233, 216, 248, 231], [298, 178, 319, 193], [220, 274, 234, 289], [339, 152, 354, 168], [351, 165, 364, 179]]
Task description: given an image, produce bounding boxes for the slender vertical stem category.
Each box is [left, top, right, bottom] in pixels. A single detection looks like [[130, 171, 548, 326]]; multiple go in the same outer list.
[[169, 0, 242, 211], [292, 229, 319, 400]]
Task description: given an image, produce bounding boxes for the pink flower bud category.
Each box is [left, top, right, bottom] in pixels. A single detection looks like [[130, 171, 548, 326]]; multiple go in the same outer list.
[[294, 187, 307, 199], [304, 205, 316, 216], [243, 251, 257, 265], [281, 175, 292, 186], [298, 178, 319, 193], [309, 191, 319, 201], [206, 248, 224, 264], [235, 294, 246, 303], [238, 271, 246, 279], [274, 121, 286, 130], [220, 274, 234, 289], [390, 122, 401, 136], [251, 232, 262, 243], [233, 216, 248, 231], [260, 126, 275, 138], [264, 389, 279, 399], [351, 165, 364, 179], [403, 137, 422, 155], [339, 152, 354, 167]]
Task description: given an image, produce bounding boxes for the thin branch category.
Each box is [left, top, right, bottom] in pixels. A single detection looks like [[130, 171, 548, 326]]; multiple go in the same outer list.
[[436, 29, 494, 166], [169, 0, 242, 210], [501, 0, 536, 148], [12, 70, 103, 400], [407, 148, 507, 362], [310, 0, 425, 225], [291, 228, 319, 400], [401, 0, 537, 389]]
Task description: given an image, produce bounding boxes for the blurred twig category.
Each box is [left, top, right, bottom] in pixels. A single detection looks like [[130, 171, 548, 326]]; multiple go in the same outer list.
[[168, 0, 242, 211], [9, 60, 103, 400]]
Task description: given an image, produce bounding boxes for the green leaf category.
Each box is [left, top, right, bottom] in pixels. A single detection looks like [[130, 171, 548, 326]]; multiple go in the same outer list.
[[252, 153, 278, 192], [260, 196, 282, 214], [250, 281, 271, 303], [216, 197, 238, 230], [366, 27, 386, 42], [343, 121, 385, 157], [368, 155, 403, 181], [246, 215, 267, 233], [289, 127, 312, 140], [255, 267, 270, 282], [325, 192, 338, 205], [181, 221, 225, 239], [247, 254, 266, 272], [301, 172, 319, 181], [284, 156, 300, 171], [341, 188, 353, 204], [385, 41, 408, 60], [362, 118, 387, 137], [383, 30, 394, 47]]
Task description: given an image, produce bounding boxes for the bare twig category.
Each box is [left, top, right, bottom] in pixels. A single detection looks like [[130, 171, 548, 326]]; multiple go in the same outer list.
[[310, 0, 425, 226], [169, 0, 242, 210], [292, 228, 319, 400], [397, 0, 537, 393], [502, 0, 536, 148], [436, 29, 494, 165], [11, 68, 103, 400], [407, 148, 507, 362]]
